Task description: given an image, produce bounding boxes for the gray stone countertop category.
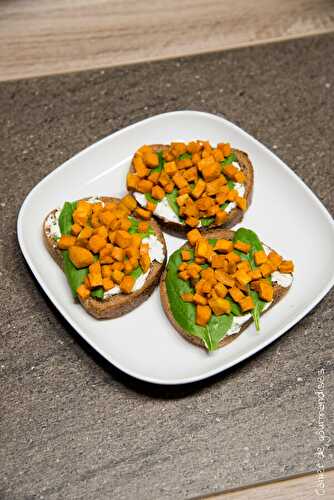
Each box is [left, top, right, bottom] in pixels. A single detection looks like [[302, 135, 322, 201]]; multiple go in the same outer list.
[[0, 34, 333, 500]]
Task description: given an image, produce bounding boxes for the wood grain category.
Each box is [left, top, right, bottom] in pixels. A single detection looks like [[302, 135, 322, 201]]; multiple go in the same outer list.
[[1, 0, 334, 81], [202, 469, 334, 499]]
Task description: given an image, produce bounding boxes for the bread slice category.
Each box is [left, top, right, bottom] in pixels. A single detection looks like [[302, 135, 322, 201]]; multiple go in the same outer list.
[[160, 228, 292, 349], [43, 196, 167, 319], [129, 144, 253, 237]]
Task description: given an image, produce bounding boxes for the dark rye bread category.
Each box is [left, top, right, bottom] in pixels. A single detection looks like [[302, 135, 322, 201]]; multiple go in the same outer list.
[[43, 196, 167, 319], [160, 229, 292, 350], [128, 144, 254, 238]]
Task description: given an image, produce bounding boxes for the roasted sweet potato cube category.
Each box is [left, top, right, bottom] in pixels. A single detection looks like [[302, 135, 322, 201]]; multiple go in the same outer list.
[[164, 182, 174, 193], [88, 271, 103, 288], [172, 172, 188, 189], [143, 152, 159, 168], [213, 148, 224, 162], [214, 270, 235, 287], [115, 230, 132, 249], [181, 293, 194, 302], [234, 240, 251, 253], [119, 218, 132, 231], [135, 207, 151, 220], [94, 226, 108, 239], [236, 196, 247, 211], [101, 265, 113, 278], [151, 185, 165, 200], [254, 250, 267, 266], [223, 143, 232, 156], [215, 210, 228, 225], [227, 189, 237, 202], [226, 252, 241, 264], [260, 263, 273, 278], [68, 246, 94, 268], [136, 145, 152, 156], [77, 284, 90, 300], [137, 179, 153, 194], [57, 235, 76, 250], [249, 269, 262, 281], [72, 201, 92, 226], [209, 297, 231, 316], [229, 287, 245, 303], [196, 238, 210, 258], [267, 250, 282, 266], [145, 201, 155, 213], [177, 158, 192, 169], [258, 281, 274, 302], [71, 223, 82, 236], [206, 178, 224, 196], [196, 305, 212, 326], [178, 263, 188, 272], [140, 253, 151, 273], [111, 269, 124, 284], [88, 261, 102, 277], [125, 246, 139, 260], [235, 171, 246, 183], [131, 234, 142, 248], [202, 162, 221, 182], [235, 269, 251, 287], [121, 194, 137, 212], [99, 244, 114, 264], [201, 268, 215, 280], [184, 166, 198, 182], [239, 296, 255, 312], [181, 249, 192, 261], [109, 218, 121, 231], [187, 263, 201, 279], [178, 270, 190, 281], [193, 293, 208, 306], [185, 216, 199, 227], [228, 262, 237, 274], [164, 161, 177, 176], [102, 278, 115, 291], [148, 171, 160, 184], [279, 260, 294, 273], [187, 228, 202, 246], [111, 246, 125, 262], [223, 164, 238, 179], [214, 239, 233, 253], [214, 282, 228, 298], [98, 210, 114, 227], [111, 261, 124, 271], [88, 235, 107, 253], [176, 193, 190, 207], [192, 179, 206, 199], [201, 280, 214, 294], [133, 156, 149, 177], [237, 260, 251, 272], [211, 254, 226, 269], [119, 275, 135, 294]]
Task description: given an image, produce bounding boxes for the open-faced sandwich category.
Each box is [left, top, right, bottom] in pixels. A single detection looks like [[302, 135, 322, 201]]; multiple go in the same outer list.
[[127, 141, 253, 237], [160, 227, 294, 351], [43, 195, 167, 319]]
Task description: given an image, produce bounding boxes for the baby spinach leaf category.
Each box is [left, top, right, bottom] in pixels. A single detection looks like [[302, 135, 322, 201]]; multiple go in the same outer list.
[[227, 180, 235, 190], [221, 153, 237, 167], [151, 150, 165, 173], [59, 201, 77, 236], [178, 152, 192, 160], [165, 248, 233, 351], [62, 250, 88, 297], [131, 266, 143, 279], [145, 193, 158, 205], [128, 217, 155, 237], [166, 188, 183, 221], [201, 217, 215, 227], [91, 287, 104, 299]]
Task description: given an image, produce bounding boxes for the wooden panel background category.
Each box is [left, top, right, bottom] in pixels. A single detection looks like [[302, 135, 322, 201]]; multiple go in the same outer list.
[[1, 0, 334, 81]]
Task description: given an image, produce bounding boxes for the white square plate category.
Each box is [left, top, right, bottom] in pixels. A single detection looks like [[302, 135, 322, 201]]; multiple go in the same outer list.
[[18, 111, 334, 384]]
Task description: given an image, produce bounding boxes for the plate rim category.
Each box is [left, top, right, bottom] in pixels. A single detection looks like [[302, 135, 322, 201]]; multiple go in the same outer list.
[[17, 110, 334, 385]]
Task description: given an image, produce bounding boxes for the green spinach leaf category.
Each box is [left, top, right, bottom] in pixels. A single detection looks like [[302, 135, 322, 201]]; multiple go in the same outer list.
[[178, 152, 192, 160], [151, 150, 165, 173], [131, 266, 143, 280], [166, 188, 183, 220], [91, 287, 104, 299], [62, 250, 88, 297], [145, 193, 158, 205], [59, 201, 77, 235], [221, 153, 237, 167]]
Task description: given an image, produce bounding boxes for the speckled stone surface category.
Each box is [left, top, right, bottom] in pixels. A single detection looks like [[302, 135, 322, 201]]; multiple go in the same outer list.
[[1, 34, 334, 500]]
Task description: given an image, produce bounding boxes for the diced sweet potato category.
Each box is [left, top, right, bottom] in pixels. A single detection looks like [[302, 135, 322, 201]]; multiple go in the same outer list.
[[71, 223, 82, 236], [193, 293, 208, 306], [152, 185, 165, 200], [102, 278, 115, 291], [77, 226, 93, 241], [94, 225, 108, 239], [127, 173, 139, 190], [187, 263, 201, 279], [214, 239, 233, 253], [229, 287, 245, 303], [184, 166, 198, 182], [215, 210, 228, 225], [176, 193, 189, 207], [239, 296, 255, 312], [135, 207, 151, 220], [101, 265, 113, 278], [111, 246, 125, 262], [260, 263, 273, 278], [121, 194, 137, 211], [131, 234, 142, 248], [191, 179, 206, 199], [258, 281, 274, 302], [165, 161, 177, 176], [181, 293, 194, 302], [111, 262, 124, 271], [88, 234, 107, 253], [249, 269, 262, 281], [214, 270, 235, 287], [254, 250, 267, 266], [236, 196, 247, 211], [120, 275, 135, 294], [196, 238, 210, 258], [164, 182, 175, 193], [99, 210, 114, 227], [214, 282, 228, 298], [181, 249, 192, 261], [137, 179, 153, 194], [69, 246, 94, 269], [187, 228, 202, 246], [178, 270, 190, 281], [223, 164, 238, 179], [201, 162, 221, 182], [88, 271, 102, 288], [99, 244, 114, 264], [234, 171, 246, 183], [211, 254, 226, 269], [278, 260, 294, 273], [268, 251, 282, 269], [120, 218, 132, 231], [140, 253, 151, 273], [143, 152, 159, 168], [115, 230, 132, 249], [57, 235, 76, 250], [196, 305, 212, 326], [226, 252, 241, 264], [233, 240, 251, 253], [77, 284, 91, 300], [209, 297, 231, 316], [111, 269, 124, 284], [185, 216, 199, 227], [133, 156, 149, 177], [172, 172, 188, 189], [235, 269, 251, 287], [72, 201, 92, 226]]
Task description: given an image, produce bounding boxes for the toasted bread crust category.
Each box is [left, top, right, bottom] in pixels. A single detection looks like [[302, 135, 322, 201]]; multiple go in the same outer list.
[[129, 145, 253, 238], [43, 196, 167, 319], [159, 228, 292, 350]]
